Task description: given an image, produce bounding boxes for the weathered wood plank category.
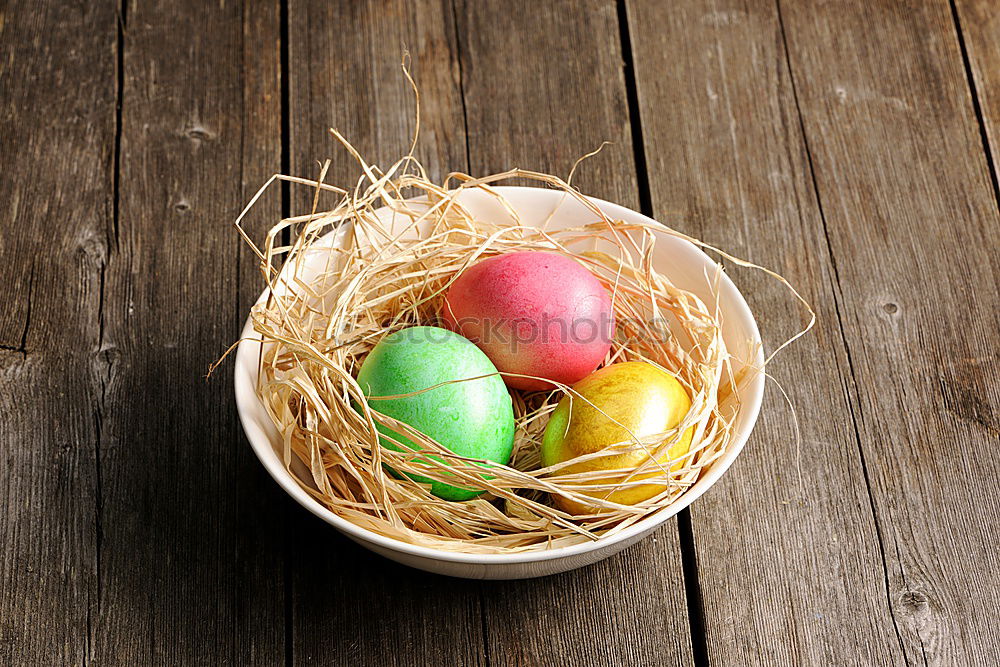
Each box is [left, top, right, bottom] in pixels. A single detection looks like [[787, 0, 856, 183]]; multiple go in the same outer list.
[[776, 1, 1000, 663], [285, 2, 485, 665], [233, 1, 289, 664], [0, 1, 116, 663], [954, 0, 1000, 187], [625, 0, 907, 663], [457, 0, 639, 207], [93, 0, 286, 663], [10, 1, 995, 663], [455, 2, 696, 664], [289, 0, 469, 198]]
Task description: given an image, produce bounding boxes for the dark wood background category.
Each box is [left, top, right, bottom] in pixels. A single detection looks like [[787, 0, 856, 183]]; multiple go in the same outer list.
[[2, 0, 998, 664]]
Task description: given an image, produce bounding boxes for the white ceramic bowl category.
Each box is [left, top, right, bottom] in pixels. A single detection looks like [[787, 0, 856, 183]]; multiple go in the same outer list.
[[234, 186, 764, 579]]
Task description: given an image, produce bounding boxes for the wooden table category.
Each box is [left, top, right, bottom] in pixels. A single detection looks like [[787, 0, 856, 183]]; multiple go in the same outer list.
[[3, 1, 999, 664]]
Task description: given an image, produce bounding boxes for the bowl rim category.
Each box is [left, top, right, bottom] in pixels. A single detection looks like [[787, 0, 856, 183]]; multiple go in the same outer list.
[[234, 185, 765, 565]]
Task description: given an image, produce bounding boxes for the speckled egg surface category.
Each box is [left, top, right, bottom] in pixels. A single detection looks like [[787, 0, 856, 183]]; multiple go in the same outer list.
[[442, 251, 614, 391], [541, 361, 694, 514], [355, 326, 515, 500]]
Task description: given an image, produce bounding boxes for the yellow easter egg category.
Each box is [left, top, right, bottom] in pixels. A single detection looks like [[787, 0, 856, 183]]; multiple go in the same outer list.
[[540, 361, 694, 514]]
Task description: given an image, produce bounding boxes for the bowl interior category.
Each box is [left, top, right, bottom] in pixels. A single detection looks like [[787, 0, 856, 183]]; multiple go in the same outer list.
[[234, 186, 764, 564]]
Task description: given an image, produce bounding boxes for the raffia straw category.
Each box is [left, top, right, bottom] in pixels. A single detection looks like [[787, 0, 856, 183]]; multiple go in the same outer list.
[[218, 64, 813, 554]]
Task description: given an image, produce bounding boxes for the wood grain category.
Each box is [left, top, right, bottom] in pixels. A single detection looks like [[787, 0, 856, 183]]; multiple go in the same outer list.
[[288, 0, 468, 203], [456, 0, 638, 207], [954, 0, 1000, 186], [777, 0, 1000, 663], [92, 0, 286, 663], [625, 0, 907, 663], [0, 1, 116, 663], [285, 2, 485, 665], [456, 2, 696, 664], [4, 0, 1000, 663], [234, 1, 289, 664]]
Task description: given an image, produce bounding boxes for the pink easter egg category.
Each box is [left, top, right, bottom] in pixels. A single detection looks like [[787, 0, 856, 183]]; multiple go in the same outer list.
[[442, 251, 614, 391]]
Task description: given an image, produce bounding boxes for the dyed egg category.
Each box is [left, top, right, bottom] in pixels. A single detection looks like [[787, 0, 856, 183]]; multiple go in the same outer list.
[[540, 361, 694, 514], [442, 251, 614, 391], [355, 326, 515, 500]]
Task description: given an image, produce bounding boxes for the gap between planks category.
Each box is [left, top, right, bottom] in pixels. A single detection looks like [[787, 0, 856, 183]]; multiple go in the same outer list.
[[771, 0, 913, 661], [947, 0, 1000, 212], [279, 1, 294, 666], [616, 1, 708, 663]]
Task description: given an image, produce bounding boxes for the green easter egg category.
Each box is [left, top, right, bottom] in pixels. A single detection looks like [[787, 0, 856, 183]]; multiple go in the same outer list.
[[355, 326, 515, 500]]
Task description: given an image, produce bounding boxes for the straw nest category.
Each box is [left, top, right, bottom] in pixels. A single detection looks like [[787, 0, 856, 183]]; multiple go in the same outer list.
[[221, 83, 811, 554]]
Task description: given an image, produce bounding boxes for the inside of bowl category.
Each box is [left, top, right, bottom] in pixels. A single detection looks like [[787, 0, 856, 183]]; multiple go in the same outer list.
[[237, 186, 764, 522]]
